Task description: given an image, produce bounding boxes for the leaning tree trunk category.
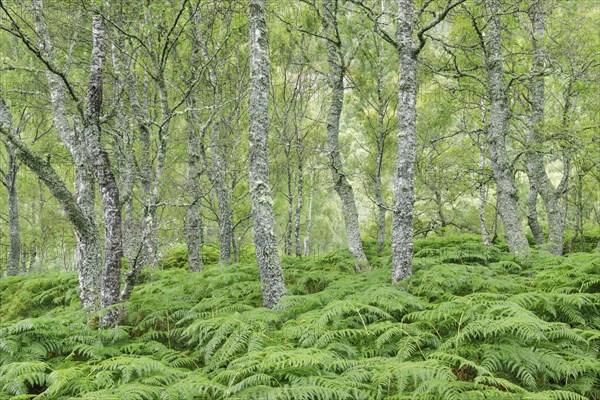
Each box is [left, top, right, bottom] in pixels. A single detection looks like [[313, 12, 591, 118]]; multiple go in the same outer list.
[[321, 0, 368, 267], [524, 4, 564, 255], [30, 0, 100, 309], [0, 99, 100, 308], [483, 0, 529, 254], [248, 0, 286, 308], [84, 15, 123, 325], [391, 0, 418, 283], [3, 123, 21, 276]]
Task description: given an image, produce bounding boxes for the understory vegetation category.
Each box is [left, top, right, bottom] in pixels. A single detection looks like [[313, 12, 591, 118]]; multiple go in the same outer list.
[[1, 236, 599, 400]]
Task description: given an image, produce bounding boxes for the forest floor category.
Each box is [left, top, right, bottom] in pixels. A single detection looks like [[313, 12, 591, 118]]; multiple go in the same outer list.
[[0, 235, 599, 399]]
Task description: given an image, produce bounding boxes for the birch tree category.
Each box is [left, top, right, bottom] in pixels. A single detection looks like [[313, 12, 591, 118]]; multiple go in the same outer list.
[[248, 0, 286, 308], [83, 11, 123, 325], [0, 0, 102, 308], [0, 108, 21, 276], [477, 0, 529, 254], [522, 2, 565, 255], [320, 0, 369, 267]]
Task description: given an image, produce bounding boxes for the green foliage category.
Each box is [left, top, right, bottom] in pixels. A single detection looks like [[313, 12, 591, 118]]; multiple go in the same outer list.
[[158, 245, 256, 270], [1, 238, 599, 399]]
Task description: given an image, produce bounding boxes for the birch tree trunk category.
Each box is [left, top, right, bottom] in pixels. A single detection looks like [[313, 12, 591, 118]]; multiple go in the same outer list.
[[285, 145, 294, 256], [523, 5, 564, 254], [184, 20, 205, 273], [110, 31, 137, 264], [248, 0, 286, 308], [321, 0, 368, 267], [189, 9, 234, 265], [210, 119, 234, 265], [0, 99, 99, 308], [375, 38, 387, 256], [83, 14, 123, 325], [184, 105, 205, 273], [478, 131, 491, 247], [391, 0, 418, 282], [303, 169, 315, 257], [526, 185, 545, 245], [1, 119, 21, 276], [30, 0, 100, 308], [483, 0, 529, 254], [294, 143, 303, 257], [208, 79, 233, 264]]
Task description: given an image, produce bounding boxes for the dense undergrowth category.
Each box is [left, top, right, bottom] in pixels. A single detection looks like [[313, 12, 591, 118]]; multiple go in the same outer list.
[[0, 236, 599, 399]]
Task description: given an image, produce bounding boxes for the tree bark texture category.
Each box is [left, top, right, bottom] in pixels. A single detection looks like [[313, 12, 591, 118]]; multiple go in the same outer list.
[[84, 14, 123, 325], [0, 98, 100, 309], [478, 131, 491, 247], [303, 169, 315, 257], [184, 17, 206, 273], [294, 147, 303, 257], [191, 11, 234, 265], [30, 0, 100, 309], [375, 39, 386, 256], [1, 111, 21, 276], [285, 145, 294, 256], [321, 0, 368, 267], [248, 0, 286, 308], [483, 0, 529, 254], [523, 5, 564, 254], [391, 0, 418, 283]]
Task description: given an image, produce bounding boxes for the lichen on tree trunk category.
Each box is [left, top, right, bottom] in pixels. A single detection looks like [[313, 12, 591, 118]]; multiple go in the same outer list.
[[482, 0, 529, 254], [248, 0, 286, 308]]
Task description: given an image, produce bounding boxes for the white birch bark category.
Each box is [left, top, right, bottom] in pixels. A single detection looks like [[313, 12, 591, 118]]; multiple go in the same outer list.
[[83, 14, 123, 325], [391, 0, 418, 282], [321, 0, 368, 267], [0, 99, 99, 308], [303, 169, 315, 257], [248, 0, 286, 308], [0, 112, 21, 276], [523, 4, 564, 254], [483, 0, 529, 254], [30, 0, 100, 308], [191, 12, 234, 265]]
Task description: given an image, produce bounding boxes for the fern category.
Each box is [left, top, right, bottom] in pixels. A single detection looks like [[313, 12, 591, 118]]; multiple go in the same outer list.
[[1, 236, 599, 399]]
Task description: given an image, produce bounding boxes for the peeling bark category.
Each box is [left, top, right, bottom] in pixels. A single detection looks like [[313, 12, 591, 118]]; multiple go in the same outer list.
[[248, 0, 286, 308]]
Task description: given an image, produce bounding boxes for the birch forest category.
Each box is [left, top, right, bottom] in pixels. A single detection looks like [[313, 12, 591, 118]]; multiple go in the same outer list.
[[0, 0, 599, 398]]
